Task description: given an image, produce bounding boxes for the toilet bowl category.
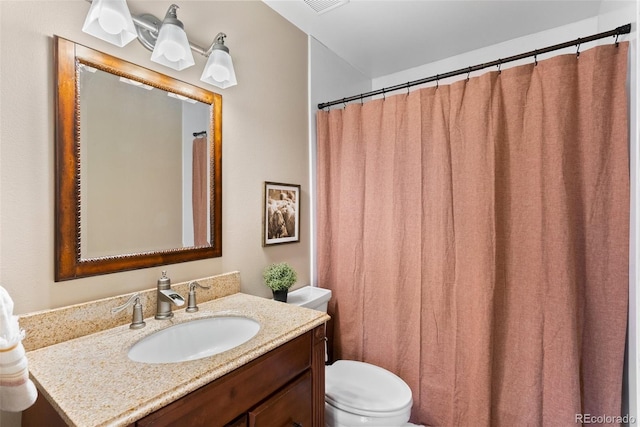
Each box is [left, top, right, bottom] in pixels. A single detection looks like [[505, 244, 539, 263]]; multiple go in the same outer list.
[[325, 359, 413, 426], [287, 286, 414, 427]]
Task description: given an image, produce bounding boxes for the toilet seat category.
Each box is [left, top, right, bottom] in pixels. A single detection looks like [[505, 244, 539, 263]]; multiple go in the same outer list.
[[325, 360, 413, 418]]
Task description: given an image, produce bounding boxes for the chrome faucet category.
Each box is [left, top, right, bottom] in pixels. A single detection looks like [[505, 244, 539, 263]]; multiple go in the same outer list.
[[155, 271, 185, 320]]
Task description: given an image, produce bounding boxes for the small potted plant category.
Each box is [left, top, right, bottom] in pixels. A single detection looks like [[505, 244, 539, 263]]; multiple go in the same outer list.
[[263, 262, 297, 302]]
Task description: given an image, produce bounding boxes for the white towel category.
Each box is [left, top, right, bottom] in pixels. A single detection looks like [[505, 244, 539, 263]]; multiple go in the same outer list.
[[0, 286, 37, 412]]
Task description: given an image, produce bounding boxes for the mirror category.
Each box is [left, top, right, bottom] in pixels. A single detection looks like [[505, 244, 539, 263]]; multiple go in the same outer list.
[[54, 36, 222, 281]]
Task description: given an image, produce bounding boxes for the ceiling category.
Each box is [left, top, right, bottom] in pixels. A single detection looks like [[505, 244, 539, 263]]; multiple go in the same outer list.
[[262, 0, 626, 79]]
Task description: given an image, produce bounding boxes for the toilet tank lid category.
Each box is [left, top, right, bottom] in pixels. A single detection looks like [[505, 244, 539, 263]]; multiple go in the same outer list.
[[287, 286, 331, 308], [325, 360, 413, 415]]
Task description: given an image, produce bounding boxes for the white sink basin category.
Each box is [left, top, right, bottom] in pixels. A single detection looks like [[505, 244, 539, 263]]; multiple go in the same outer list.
[[128, 316, 260, 364]]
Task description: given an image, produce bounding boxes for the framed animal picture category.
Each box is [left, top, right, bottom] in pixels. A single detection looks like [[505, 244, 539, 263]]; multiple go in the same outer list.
[[263, 182, 300, 246]]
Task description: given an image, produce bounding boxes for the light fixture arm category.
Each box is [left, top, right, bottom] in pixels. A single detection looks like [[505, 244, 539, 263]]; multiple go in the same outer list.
[[161, 4, 183, 29], [84, 0, 222, 58], [205, 33, 229, 56], [131, 14, 158, 34]]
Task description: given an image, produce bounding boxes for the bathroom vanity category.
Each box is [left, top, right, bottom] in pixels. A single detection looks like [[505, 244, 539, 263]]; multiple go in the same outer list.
[[136, 328, 323, 427], [21, 292, 329, 427]]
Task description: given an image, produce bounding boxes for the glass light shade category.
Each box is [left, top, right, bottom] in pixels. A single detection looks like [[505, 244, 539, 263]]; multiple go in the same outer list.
[[82, 0, 137, 47], [151, 23, 195, 71], [200, 49, 237, 89]]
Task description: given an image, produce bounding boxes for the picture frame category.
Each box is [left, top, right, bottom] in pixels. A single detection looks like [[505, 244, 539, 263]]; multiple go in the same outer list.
[[263, 182, 301, 246]]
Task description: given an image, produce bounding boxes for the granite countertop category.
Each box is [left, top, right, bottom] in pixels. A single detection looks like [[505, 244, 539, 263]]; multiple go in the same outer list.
[[26, 292, 330, 427]]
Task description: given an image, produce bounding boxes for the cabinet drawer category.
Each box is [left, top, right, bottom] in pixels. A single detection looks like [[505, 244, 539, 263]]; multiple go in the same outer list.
[[248, 371, 312, 427]]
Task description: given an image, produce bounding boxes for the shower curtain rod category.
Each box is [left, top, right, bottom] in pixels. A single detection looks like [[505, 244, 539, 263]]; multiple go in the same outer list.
[[317, 23, 631, 110]]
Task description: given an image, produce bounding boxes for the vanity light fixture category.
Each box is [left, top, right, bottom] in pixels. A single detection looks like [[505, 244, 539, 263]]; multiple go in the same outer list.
[[200, 33, 237, 89], [81, 0, 238, 88], [149, 4, 194, 71], [82, 0, 137, 47]]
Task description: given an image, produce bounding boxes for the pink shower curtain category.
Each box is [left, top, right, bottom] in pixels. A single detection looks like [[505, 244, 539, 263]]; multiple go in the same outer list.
[[192, 136, 208, 246], [317, 43, 629, 426]]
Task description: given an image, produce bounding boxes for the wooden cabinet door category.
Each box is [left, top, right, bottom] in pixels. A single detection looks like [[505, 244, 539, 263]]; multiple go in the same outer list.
[[248, 371, 312, 427]]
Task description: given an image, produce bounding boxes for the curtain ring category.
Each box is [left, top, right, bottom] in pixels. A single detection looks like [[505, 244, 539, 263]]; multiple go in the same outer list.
[[407, 82, 410, 95], [436, 74, 439, 90], [614, 32, 620, 47], [360, 94, 364, 105], [534, 49, 538, 66], [342, 98, 347, 109], [466, 67, 471, 81], [382, 89, 386, 100], [576, 39, 581, 58], [497, 59, 502, 74]]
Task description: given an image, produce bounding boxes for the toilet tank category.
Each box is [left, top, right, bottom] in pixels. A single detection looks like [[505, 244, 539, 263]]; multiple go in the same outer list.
[[287, 286, 331, 312]]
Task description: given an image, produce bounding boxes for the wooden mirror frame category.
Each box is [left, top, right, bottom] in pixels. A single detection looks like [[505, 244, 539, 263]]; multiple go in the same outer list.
[[54, 36, 222, 281]]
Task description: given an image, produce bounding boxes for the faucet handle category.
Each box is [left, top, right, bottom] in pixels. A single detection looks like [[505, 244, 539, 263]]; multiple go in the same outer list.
[[112, 293, 146, 329], [186, 281, 210, 313], [189, 280, 211, 291]]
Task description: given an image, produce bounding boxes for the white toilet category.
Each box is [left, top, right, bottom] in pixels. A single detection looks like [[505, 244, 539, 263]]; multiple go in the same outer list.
[[288, 286, 415, 427]]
